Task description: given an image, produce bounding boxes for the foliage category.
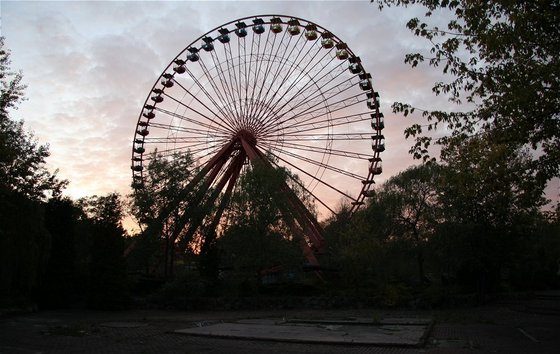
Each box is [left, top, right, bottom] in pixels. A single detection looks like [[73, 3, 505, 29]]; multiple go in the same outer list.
[[325, 153, 559, 303], [39, 198, 81, 308], [0, 39, 131, 309], [374, 0, 560, 183], [228, 159, 316, 228], [130, 150, 195, 227], [77, 193, 130, 309], [78, 192, 125, 226], [375, 163, 442, 282], [0, 37, 67, 201], [0, 38, 67, 307], [218, 161, 304, 295], [440, 134, 548, 227], [128, 151, 197, 276], [323, 202, 382, 293], [0, 193, 50, 307]]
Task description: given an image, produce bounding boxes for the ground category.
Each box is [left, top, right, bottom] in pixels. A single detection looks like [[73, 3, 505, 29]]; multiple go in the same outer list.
[[1, 293, 558, 353]]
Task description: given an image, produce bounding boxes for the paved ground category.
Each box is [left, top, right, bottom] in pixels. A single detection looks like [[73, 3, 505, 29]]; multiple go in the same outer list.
[[175, 317, 431, 346], [1, 294, 559, 353]]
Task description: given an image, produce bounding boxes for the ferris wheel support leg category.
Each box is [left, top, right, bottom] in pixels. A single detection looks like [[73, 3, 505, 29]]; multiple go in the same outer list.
[[239, 137, 327, 264], [140, 140, 237, 250], [199, 153, 246, 255], [175, 150, 246, 252]]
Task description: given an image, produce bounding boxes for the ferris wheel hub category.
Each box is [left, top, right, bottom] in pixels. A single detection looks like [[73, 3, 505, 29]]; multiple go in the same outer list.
[[234, 128, 257, 147]]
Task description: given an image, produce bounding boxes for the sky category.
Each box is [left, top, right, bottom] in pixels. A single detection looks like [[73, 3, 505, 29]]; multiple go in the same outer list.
[[2, 0, 558, 213]]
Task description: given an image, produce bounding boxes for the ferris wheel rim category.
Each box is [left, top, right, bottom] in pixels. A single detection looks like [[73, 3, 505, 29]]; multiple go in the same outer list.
[[131, 14, 385, 217]]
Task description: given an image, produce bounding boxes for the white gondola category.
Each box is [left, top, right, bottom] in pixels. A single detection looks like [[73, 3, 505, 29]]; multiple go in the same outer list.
[[360, 79, 372, 91], [253, 18, 265, 34], [367, 97, 379, 109], [202, 36, 214, 51], [369, 157, 382, 175], [137, 129, 149, 137], [371, 135, 385, 152], [321, 38, 334, 49], [187, 47, 199, 62], [349, 62, 362, 74], [235, 22, 247, 37], [321, 31, 334, 49], [371, 113, 385, 130], [217, 28, 230, 43], [161, 78, 173, 88], [173, 59, 186, 74]]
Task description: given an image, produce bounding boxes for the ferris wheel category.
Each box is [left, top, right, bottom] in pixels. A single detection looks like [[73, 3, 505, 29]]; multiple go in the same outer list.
[[131, 15, 385, 264]]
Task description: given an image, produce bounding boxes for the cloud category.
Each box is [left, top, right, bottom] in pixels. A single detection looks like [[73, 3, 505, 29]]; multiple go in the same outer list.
[[2, 1, 441, 208]]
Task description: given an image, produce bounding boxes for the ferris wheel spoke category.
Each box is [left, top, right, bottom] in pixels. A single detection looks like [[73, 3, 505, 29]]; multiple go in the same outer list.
[[148, 121, 229, 138], [245, 29, 274, 121], [273, 112, 371, 137], [246, 30, 266, 121], [279, 132, 371, 141], [263, 156, 337, 215], [212, 42, 238, 117], [153, 107, 232, 136], [281, 71, 355, 117], [190, 145, 231, 169], [268, 145, 366, 181], [162, 93, 237, 134], [208, 48, 241, 120], [260, 45, 341, 116], [262, 91, 366, 137], [260, 73, 358, 135], [255, 48, 334, 129], [181, 65, 238, 128], [140, 143, 203, 161], [247, 28, 290, 122], [224, 41, 243, 118], [251, 34, 306, 121], [263, 148, 358, 202], [197, 57, 239, 123], [260, 75, 346, 134], [259, 49, 341, 129], [263, 140, 371, 160], [237, 36, 251, 123], [143, 135, 228, 145]]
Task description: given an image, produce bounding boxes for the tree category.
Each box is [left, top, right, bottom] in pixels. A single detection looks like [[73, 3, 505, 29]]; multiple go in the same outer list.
[[433, 136, 549, 295], [374, 0, 560, 183], [130, 151, 195, 227], [39, 197, 80, 308], [0, 193, 50, 307], [0, 38, 66, 307], [78, 193, 130, 309], [218, 162, 305, 294], [376, 163, 442, 283], [0, 38, 66, 200], [440, 135, 547, 227], [128, 150, 196, 277], [323, 203, 387, 294]]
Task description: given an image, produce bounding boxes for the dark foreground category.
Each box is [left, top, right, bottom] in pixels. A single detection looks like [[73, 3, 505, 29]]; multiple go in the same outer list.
[[1, 293, 559, 354]]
